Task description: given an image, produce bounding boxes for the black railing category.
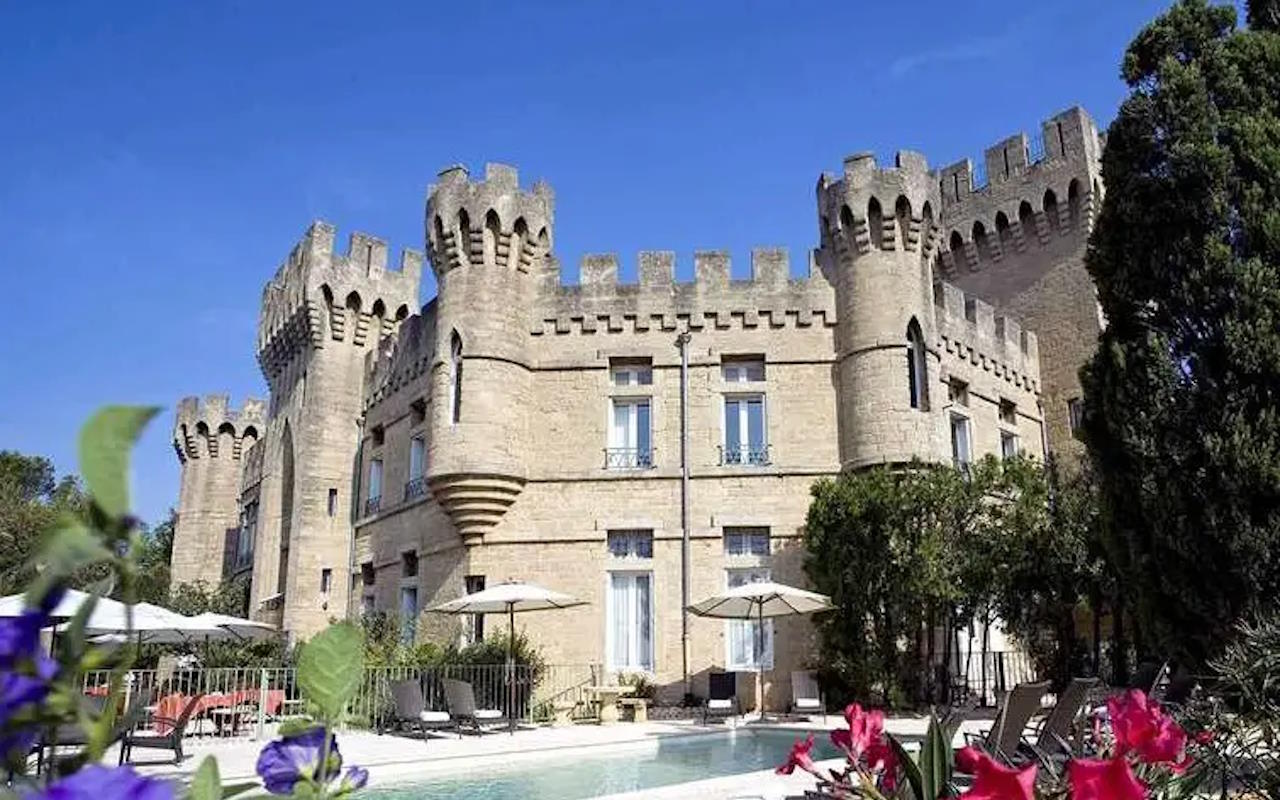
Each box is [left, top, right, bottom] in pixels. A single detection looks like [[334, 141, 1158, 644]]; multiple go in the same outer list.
[[719, 444, 771, 466], [364, 496, 381, 516], [604, 448, 654, 469], [403, 477, 427, 501]]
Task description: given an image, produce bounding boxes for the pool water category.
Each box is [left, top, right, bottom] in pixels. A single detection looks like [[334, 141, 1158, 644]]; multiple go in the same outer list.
[[366, 729, 836, 800]]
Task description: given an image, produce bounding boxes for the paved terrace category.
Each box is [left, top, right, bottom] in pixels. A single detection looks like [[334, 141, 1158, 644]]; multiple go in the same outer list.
[[108, 714, 993, 800]]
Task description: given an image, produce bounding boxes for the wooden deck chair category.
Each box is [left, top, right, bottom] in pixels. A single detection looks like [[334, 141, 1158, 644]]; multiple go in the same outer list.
[[790, 670, 824, 721]]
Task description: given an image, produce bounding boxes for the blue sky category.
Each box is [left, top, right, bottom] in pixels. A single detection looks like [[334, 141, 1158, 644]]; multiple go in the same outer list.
[[0, 0, 1182, 523]]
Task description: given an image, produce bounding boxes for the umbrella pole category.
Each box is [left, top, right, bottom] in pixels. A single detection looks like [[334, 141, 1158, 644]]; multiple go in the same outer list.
[[757, 602, 765, 721], [508, 603, 515, 734]]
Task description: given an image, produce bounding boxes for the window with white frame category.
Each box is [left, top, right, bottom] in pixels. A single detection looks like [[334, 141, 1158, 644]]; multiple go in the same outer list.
[[366, 458, 383, 514], [462, 575, 486, 645], [723, 395, 768, 465], [608, 398, 652, 468], [951, 413, 972, 469], [406, 436, 426, 499], [608, 530, 654, 559], [611, 362, 653, 387], [722, 359, 765, 383], [1001, 430, 1019, 460], [607, 571, 653, 671], [726, 567, 774, 670], [724, 527, 770, 557], [399, 585, 418, 644]]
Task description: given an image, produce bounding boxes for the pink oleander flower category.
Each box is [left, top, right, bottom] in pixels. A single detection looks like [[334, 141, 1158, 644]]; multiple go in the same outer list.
[[864, 737, 899, 791], [1068, 755, 1147, 800], [835, 703, 886, 759], [957, 747, 1036, 800], [777, 734, 820, 777], [1107, 689, 1188, 766]]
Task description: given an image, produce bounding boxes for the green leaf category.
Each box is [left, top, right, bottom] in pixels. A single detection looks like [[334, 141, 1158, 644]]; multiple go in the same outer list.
[[26, 519, 111, 600], [889, 734, 925, 800], [219, 783, 259, 799], [188, 757, 221, 800], [277, 719, 319, 738], [296, 622, 364, 722], [919, 714, 952, 799], [78, 405, 160, 519]]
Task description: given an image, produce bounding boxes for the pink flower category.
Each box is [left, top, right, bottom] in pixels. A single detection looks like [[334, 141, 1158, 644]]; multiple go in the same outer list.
[[1193, 729, 1215, 745], [777, 734, 820, 777], [957, 748, 1036, 800], [835, 703, 885, 759], [1068, 756, 1146, 800], [864, 738, 899, 791], [1107, 689, 1188, 765]]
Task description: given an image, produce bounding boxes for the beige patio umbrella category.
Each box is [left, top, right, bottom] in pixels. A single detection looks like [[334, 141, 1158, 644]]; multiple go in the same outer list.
[[426, 580, 585, 731], [687, 581, 834, 720]]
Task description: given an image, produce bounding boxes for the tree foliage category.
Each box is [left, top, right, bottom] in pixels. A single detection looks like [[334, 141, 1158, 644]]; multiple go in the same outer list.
[[0, 451, 86, 594], [1081, 0, 1280, 668], [803, 457, 1105, 707]]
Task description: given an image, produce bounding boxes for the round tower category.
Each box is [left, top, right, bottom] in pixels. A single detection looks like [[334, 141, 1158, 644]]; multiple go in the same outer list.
[[816, 150, 949, 469], [171, 394, 264, 588], [424, 163, 554, 545]]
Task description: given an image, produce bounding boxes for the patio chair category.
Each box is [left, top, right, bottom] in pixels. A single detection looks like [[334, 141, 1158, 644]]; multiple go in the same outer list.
[[703, 671, 741, 724], [442, 679, 506, 735], [119, 693, 205, 765], [962, 680, 1050, 764], [1132, 661, 1170, 697], [387, 679, 454, 742], [1027, 677, 1098, 760], [790, 670, 824, 721], [33, 695, 115, 775]]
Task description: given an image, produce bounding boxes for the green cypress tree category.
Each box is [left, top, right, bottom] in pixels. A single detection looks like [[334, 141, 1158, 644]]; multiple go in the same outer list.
[[1082, 0, 1280, 667]]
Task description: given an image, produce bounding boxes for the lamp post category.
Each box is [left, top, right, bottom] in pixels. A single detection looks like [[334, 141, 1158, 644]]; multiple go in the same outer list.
[[675, 329, 693, 697]]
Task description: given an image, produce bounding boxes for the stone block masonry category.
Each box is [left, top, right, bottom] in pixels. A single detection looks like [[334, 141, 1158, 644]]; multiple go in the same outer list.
[[173, 109, 1097, 690]]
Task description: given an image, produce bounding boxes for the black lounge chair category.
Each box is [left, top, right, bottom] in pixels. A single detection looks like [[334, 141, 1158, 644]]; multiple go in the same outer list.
[[442, 679, 506, 735], [962, 680, 1051, 764], [703, 671, 741, 724], [386, 679, 454, 741], [119, 693, 205, 765]]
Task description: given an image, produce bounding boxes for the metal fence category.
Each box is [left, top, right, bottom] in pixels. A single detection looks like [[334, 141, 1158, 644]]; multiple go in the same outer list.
[[82, 663, 602, 741], [945, 649, 1039, 707]]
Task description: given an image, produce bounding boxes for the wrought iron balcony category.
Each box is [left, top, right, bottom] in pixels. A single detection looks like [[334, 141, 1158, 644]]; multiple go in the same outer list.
[[604, 447, 655, 470], [364, 495, 381, 516], [719, 444, 771, 466], [404, 476, 427, 501]]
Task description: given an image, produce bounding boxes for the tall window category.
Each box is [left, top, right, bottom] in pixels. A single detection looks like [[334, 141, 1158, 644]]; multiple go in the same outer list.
[[907, 318, 929, 410], [1001, 431, 1019, 460], [723, 395, 767, 465], [1067, 398, 1084, 438], [607, 572, 653, 671], [399, 586, 418, 644], [237, 502, 258, 570], [611, 363, 653, 386], [450, 331, 463, 426], [406, 436, 426, 499], [327, 488, 338, 517], [401, 550, 419, 578], [366, 458, 383, 514], [951, 414, 972, 469], [608, 398, 652, 468], [320, 568, 332, 595], [726, 567, 773, 670], [463, 575, 486, 645]]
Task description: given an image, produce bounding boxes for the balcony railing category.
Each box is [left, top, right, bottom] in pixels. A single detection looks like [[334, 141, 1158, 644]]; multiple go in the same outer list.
[[719, 444, 771, 466], [403, 476, 427, 501], [604, 447, 654, 470], [364, 495, 381, 516]]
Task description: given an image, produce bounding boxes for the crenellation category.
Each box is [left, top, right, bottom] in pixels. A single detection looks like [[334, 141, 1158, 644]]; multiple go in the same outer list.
[[638, 251, 675, 288], [694, 250, 730, 288], [933, 281, 1041, 390], [173, 393, 265, 461], [581, 254, 619, 287], [750, 247, 789, 286]]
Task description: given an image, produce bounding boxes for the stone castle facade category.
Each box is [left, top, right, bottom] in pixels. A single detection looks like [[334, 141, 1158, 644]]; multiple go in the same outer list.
[[171, 106, 1103, 704]]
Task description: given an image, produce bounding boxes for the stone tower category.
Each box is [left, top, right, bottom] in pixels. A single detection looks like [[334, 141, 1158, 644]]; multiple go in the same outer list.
[[935, 106, 1104, 458], [251, 222, 421, 636], [423, 163, 554, 546], [816, 151, 950, 469], [171, 394, 264, 587]]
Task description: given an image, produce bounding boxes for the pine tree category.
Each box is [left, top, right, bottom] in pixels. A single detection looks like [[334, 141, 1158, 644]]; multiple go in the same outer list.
[[1082, 0, 1280, 667]]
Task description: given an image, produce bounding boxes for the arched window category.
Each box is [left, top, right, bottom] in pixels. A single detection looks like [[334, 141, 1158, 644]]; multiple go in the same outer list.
[[483, 209, 501, 266], [450, 331, 463, 426], [995, 211, 1012, 246], [1018, 200, 1036, 237], [906, 318, 928, 411], [1067, 179, 1082, 226], [511, 217, 529, 269], [972, 221, 990, 261], [867, 198, 884, 250], [457, 210, 472, 265], [894, 195, 912, 249], [949, 230, 964, 255], [1044, 189, 1059, 231]]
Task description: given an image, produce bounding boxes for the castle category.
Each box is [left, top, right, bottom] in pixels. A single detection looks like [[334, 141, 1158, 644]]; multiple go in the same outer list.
[[170, 106, 1103, 703]]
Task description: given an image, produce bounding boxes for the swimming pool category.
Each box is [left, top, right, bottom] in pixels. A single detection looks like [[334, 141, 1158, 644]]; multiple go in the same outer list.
[[366, 728, 835, 800]]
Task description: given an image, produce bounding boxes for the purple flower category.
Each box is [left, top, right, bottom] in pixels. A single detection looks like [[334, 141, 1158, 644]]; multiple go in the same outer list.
[[0, 613, 44, 671], [339, 767, 369, 793], [256, 727, 342, 795], [1, 673, 51, 719], [27, 765, 174, 800]]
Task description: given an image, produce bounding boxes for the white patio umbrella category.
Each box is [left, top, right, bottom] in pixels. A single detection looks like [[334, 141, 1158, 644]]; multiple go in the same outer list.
[[687, 581, 834, 720], [188, 612, 277, 641], [0, 588, 114, 620], [427, 581, 585, 731]]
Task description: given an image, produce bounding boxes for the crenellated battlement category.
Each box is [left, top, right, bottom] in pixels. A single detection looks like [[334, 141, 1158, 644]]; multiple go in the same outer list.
[[363, 302, 437, 411], [932, 282, 1040, 392], [255, 221, 423, 381], [426, 163, 555, 278], [815, 150, 943, 263], [530, 247, 836, 336], [173, 394, 265, 462]]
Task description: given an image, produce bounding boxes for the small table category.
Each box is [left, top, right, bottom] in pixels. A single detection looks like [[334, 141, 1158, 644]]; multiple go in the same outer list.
[[587, 685, 634, 725], [210, 706, 254, 737]]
